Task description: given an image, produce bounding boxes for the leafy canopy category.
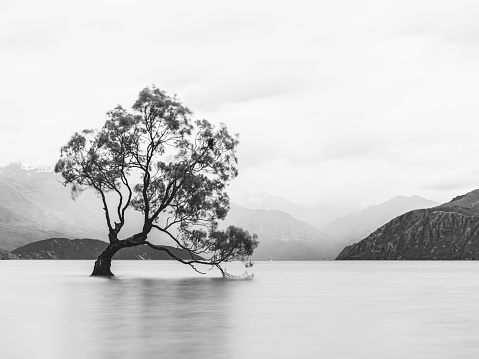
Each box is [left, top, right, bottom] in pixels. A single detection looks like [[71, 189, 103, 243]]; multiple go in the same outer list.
[[55, 86, 258, 271]]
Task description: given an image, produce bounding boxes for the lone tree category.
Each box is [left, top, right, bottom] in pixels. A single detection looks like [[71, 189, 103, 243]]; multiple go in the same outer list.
[[55, 86, 258, 276]]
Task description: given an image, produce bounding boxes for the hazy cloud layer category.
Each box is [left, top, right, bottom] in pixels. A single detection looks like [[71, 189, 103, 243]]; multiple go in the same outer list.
[[1, 0, 479, 205]]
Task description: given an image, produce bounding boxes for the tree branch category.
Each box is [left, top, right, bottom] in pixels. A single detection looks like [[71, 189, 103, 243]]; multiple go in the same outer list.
[[93, 184, 113, 234]]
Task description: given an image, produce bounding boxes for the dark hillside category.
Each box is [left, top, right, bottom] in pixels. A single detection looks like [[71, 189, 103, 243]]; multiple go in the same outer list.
[[12, 238, 202, 260], [337, 189, 479, 260]]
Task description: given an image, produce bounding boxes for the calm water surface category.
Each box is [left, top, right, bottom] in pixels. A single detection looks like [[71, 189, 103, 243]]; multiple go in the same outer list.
[[1, 261, 479, 359]]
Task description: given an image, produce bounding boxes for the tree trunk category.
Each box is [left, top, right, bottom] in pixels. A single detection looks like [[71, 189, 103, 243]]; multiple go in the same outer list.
[[91, 233, 148, 277], [91, 241, 123, 277]]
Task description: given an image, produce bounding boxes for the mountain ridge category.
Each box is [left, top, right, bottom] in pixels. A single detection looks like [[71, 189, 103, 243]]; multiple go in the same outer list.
[[221, 204, 340, 260], [11, 238, 202, 260], [0, 163, 340, 260], [232, 192, 359, 229], [0, 163, 167, 250], [337, 189, 479, 260], [325, 195, 439, 247]]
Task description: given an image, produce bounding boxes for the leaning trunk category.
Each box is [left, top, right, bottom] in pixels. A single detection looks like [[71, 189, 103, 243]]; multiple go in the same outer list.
[[91, 241, 123, 277], [91, 233, 148, 276]]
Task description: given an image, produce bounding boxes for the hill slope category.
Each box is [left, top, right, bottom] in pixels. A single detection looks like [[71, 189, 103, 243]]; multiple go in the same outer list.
[[221, 204, 340, 260], [0, 163, 165, 250], [337, 189, 479, 260], [0, 164, 342, 260], [12, 238, 202, 260], [0, 249, 18, 260], [325, 195, 439, 246]]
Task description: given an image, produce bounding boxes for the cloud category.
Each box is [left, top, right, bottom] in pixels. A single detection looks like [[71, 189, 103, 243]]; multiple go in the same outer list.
[[2, 0, 479, 206], [418, 163, 479, 191], [422, 179, 478, 193], [184, 75, 315, 112]]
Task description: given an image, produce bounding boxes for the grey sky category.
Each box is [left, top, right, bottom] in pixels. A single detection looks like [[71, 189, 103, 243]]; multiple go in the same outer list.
[[1, 0, 479, 206]]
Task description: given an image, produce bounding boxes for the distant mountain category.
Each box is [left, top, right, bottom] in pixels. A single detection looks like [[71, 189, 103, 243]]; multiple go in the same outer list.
[[325, 195, 439, 246], [337, 189, 479, 260], [0, 163, 163, 251], [220, 204, 340, 260], [0, 249, 18, 260], [233, 192, 359, 229], [0, 163, 339, 260], [12, 238, 202, 260], [0, 163, 106, 250]]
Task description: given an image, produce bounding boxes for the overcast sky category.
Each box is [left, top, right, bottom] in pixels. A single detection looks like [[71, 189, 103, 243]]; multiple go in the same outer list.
[[2, 0, 479, 206]]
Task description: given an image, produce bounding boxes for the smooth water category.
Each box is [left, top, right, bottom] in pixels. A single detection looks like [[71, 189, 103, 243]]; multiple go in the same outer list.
[[1, 261, 479, 359]]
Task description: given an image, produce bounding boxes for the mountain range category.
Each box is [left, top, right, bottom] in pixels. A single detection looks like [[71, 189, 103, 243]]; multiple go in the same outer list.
[[324, 195, 439, 246], [222, 204, 339, 260], [0, 163, 170, 251], [233, 192, 358, 228], [337, 190, 479, 260], [2, 163, 463, 262], [0, 164, 339, 260], [232, 192, 439, 248]]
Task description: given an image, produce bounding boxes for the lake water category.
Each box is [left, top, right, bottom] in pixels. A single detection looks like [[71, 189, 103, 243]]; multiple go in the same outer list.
[[1, 261, 479, 359]]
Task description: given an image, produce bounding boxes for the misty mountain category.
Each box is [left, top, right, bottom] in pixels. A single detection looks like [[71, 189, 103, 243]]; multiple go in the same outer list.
[[324, 195, 439, 246], [0, 164, 339, 261], [233, 192, 359, 229], [337, 189, 479, 260], [220, 204, 340, 260], [12, 238, 201, 260], [0, 163, 164, 251], [0, 163, 105, 250]]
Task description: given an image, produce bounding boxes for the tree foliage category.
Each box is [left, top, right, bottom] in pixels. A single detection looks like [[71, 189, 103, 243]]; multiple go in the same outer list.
[[55, 86, 258, 275]]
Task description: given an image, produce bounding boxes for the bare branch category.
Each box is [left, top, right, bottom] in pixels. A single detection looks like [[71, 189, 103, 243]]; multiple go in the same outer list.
[[144, 242, 206, 274]]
